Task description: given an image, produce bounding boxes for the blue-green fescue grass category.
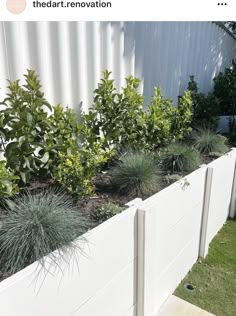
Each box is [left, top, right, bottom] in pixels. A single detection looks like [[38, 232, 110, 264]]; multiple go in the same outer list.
[[192, 128, 229, 155], [0, 189, 87, 275], [159, 143, 201, 174], [111, 151, 160, 197], [175, 220, 236, 316]]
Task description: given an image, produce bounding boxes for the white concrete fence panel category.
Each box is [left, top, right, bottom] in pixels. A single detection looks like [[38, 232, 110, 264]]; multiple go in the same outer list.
[[201, 149, 236, 257], [137, 167, 207, 316]]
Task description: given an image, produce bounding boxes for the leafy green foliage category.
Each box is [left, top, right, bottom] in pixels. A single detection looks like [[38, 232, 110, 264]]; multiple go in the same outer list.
[[144, 87, 174, 147], [84, 70, 193, 151], [53, 143, 113, 197], [46, 104, 81, 165], [0, 189, 87, 274], [213, 61, 236, 115], [160, 143, 201, 174], [0, 70, 52, 183], [111, 151, 160, 197], [91, 202, 125, 223], [192, 128, 228, 155], [0, 161, 19, 196], [162, 174, 182, 186], [223, 21, 236, 35], [145, 88, 192, 146], [187, 76, 220, 129], [83, 71, 146, 150], [171, 90, 193, 140], [0, 70, 81, 184]]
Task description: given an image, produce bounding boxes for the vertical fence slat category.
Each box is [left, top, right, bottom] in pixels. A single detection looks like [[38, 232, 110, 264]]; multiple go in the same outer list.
[[199, 167, 214, 258], [137, 208, 145, 316], [229, 156, 236, 218]]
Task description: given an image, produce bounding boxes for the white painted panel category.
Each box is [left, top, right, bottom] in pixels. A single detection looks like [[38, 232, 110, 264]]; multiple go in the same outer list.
[[0, 206, 138, 316], [152, 233, 201, 315], [205, 149, 236, 251], [72, 261, 136, 316], [0, 22, 235, 113], [139, 167, 206, 316], [125, 305, 137, 316]]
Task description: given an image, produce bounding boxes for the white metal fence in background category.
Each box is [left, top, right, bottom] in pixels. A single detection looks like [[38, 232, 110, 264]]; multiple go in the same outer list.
[[0, 22, 235, 115]]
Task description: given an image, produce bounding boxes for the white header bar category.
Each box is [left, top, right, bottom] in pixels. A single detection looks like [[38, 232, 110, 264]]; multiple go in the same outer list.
[[0, 0, 236, 21]]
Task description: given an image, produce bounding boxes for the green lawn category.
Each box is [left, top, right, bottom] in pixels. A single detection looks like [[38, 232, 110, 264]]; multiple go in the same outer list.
[[175, 220, 236, 316]]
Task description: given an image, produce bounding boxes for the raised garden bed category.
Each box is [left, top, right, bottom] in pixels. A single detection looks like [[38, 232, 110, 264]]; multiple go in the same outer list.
[[0, 68, 235, 316], [0, 149, 235, 316]]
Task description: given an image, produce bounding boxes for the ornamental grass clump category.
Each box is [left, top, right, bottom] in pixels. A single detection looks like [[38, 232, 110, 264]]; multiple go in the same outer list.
[[0, 189, 87, 275], [192, 128, 228, 155], [111, 152, 160, 197], [160, 143, 201, 174]]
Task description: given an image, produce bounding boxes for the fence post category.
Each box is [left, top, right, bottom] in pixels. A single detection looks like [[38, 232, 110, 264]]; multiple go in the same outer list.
[[229, 157, 236, 218], [137, 208, 145, 316], [199, 167, 213, 258]]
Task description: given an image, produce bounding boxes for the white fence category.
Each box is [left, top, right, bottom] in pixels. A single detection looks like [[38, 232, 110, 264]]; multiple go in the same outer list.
[[0, 22, 235, 114], [137, 168, 206, 316], [0, 205, 138, 316], [202, 150, 236, 256], [137, 149, 236, 316], [0, 150, 236, 316]]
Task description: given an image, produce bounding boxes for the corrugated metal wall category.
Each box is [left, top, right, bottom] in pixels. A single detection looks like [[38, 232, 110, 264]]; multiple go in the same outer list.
[[0, 21, 235, 115]]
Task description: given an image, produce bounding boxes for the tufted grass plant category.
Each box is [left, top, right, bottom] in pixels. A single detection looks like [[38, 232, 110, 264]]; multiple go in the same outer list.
[[111, 151, 160, 197], [0, 189, 87, 275], [160, 143, 201, 174], [192, 128, 228, 155]]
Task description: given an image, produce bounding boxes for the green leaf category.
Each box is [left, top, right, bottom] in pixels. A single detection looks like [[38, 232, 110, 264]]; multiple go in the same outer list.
[[20, 172, 27, 184], [5, 142, 19, 156], [27, 113, 33, 125]]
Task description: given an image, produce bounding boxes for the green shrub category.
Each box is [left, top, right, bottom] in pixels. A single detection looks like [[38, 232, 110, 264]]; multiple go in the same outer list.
[[0, 70, 81, 184], [0, 161, 19, 196], [83, 71, 146, 150], [111, 152, 160, 197], [53, 143, 113, 197], [187, 76, 220, 130], [0, 189, 87, 274], [0, 70, 52, 183], [213, 61, 236, 115], [145, 88, 192, 146], [91, 202, 125, 223], [144, 87, 175, 147], [192, 128, 228, 155], [84, 70, 193, 151], [160, 143, 201, 174], [171, 90, 193, 140], [48, 104, 81, 156]]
